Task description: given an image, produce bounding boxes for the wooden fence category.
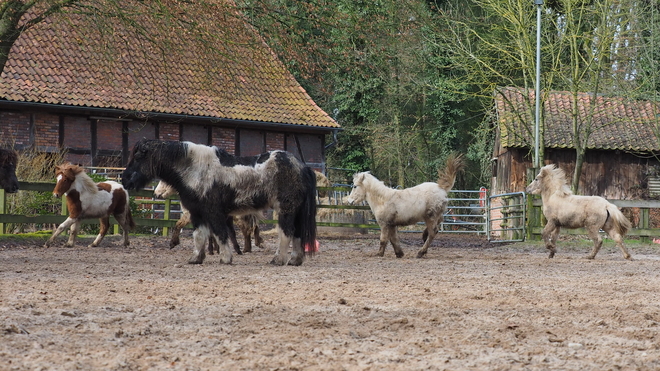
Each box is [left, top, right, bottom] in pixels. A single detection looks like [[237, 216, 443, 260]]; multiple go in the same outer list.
[[527, 197, 660, 242], [0, 182, 377, 235]]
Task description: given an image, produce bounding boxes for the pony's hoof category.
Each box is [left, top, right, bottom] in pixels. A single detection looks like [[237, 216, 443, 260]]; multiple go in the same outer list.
[[396, 252, 405, 258], [169, 242, 179, 249], [270, 255, 287, 266], [43, 243, 50, 248], [287, 256, 304, 266], [416, 252, 426, 259], [548, 252, 555, 258], [188, 255, 205, 264], [586, 255, 596, 260]]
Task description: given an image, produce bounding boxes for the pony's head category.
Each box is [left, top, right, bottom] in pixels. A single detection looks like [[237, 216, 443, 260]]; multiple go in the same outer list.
[[315, 170, 331, 198], [123, 139, 185, 190], [346, 172, 369, 205], [53, 163, 83, 197], [154, 180, 177, 199], [526, 164, 572, 196], [0, 149, 19, 193]]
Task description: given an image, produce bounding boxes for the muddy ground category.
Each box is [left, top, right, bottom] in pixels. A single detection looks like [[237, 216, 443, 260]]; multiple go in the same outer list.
[[1, 230, 660, 370]]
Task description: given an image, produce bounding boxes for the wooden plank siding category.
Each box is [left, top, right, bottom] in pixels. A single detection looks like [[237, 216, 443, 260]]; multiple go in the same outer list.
[[493, 147, 655, 199]]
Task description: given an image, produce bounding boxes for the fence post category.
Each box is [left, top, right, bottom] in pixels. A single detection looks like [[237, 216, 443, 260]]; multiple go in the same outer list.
[[641, 208, 650, 243], [163, 198, 171, 236], [526, 195, 539, 241], [0, 189, 5, 234]]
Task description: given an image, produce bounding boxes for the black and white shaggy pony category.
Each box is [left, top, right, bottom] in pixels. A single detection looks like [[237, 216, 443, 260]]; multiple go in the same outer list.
[[347, 154, 465, 258], [154, 180, 264, 254], [122, 139, 317, 265], [526, 164, 632, 260], [0, 148, 19, 193]]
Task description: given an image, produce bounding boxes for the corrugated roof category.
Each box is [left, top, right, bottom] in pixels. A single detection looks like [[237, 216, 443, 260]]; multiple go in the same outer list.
[[495, 87, 660, 152], [0, 2, 339, 129]]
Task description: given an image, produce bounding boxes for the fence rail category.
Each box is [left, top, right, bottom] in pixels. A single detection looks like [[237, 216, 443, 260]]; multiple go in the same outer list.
[[5, 182, 658, 241], [0, 182, 490, 236], [527, 197, 660, 241]]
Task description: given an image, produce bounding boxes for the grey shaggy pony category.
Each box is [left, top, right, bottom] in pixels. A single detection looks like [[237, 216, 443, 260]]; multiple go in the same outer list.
[[122, 139, 317, 266]]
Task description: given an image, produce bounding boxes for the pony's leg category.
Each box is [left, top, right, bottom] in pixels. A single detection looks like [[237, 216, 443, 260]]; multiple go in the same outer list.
[[416, 221, 438, 258], [586, 227, 603, 260], [542, 222, 559, 258], [210, 233, 233, 264], [227, 218, 242, 255], [289, 236, 304, 266], [170, 218, 187, 249], [272, 213, 297, 265], [389, 228, 404, 258], [114, 214, 131, 247], [254, 224, 264, 248], [377, 227, 390, 257], [66, 220, 82, 248], [89, 216, 110, 247], [609, 231, 632, 260], [240, 217, 253, 253], [271, 226, 293, 266], [44, 217, 77, 248], [188, 226, 209, 264], [207, 237, 215, 255]]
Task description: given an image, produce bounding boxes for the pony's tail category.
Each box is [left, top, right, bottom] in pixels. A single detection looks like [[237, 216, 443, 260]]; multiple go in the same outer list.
[[127, 209, 136, 231], [606, 203, 632, 236], [437, 153, 466, 191], [299, 167, 318, 256]]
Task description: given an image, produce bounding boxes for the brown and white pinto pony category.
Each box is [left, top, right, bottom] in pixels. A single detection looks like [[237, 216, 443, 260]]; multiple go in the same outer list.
[[44, 163, 135, 248], [347, 154, 465, 258], [526, 164, 632, 260], [122, 139, 316, 265], [0, 148, 19, 193], [154, 180, 264, 253]]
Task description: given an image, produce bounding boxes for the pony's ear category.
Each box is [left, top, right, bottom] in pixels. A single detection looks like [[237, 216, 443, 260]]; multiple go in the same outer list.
[[353, 172, 365, 184], [539, 164, 554, 177]]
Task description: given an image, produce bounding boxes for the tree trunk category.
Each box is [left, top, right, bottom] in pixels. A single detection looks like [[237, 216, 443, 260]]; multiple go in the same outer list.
[[571, 149, 585, 194]]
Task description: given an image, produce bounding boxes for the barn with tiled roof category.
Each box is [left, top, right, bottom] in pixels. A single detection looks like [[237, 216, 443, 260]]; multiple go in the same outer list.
[[0, 2, 339, 170], [492, 87, 660, 199]]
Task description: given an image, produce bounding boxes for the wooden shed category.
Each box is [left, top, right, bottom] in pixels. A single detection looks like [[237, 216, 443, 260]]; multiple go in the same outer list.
[[0, 2, 339, 171], [492, 87, 660, 199]]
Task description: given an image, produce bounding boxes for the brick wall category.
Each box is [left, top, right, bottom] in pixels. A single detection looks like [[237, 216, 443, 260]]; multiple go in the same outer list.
[[127, 122, 156, 150], [96, 120, 123, 151], [266, 132, 284, 152], [212, 127, 236, 154], [34, 114, 59, 151], [65, 153, 92, 166], [159, 123, 180, 140], [0, 112, 30, 146], [181, 124, 208, 145], [63, 116, 91, 150]]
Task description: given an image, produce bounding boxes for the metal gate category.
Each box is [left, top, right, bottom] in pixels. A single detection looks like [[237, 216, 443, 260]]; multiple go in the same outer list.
[[487, 192, 527, 243]]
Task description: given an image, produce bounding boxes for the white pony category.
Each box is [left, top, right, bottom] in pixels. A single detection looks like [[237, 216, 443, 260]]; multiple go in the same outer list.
[[347, 154, 464, 258], [526, 164, 632, 260]]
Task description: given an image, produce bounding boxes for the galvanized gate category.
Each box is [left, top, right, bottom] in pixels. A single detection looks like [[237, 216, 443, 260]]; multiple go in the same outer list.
[[487, 192, 527, 243]]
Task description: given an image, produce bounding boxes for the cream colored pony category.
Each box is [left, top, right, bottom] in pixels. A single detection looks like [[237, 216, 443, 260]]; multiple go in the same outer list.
[[347, 154, 465, 258], [526, 164, 632, 260]]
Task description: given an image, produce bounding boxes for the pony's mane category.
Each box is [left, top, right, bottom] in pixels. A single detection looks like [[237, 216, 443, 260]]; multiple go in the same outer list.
[[358, 172, 395, 204], [59, 163, 97, 193], [0, 149, 17, 166], [544, 165, 573, 196]]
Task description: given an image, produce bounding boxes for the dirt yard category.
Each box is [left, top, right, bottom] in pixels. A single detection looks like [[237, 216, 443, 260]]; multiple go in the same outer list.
[[2, 230, 660, 370]]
